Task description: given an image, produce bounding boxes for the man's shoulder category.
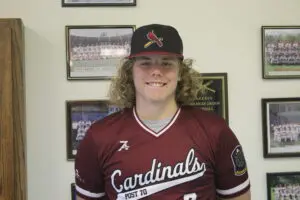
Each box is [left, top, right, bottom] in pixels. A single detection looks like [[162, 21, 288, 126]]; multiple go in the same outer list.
[[182, 105, 225, 124], [181, 105, 229, 138], [87, 108, 132, 138], [92, 108, 130, 126]]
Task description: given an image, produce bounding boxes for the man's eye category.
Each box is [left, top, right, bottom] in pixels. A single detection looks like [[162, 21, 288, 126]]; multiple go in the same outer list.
[[162, 62, 173, 67], [141, 62, 151, 66]]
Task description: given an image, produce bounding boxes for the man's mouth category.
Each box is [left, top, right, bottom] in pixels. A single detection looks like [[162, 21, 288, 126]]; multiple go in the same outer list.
[[146, 82, 167, 87]]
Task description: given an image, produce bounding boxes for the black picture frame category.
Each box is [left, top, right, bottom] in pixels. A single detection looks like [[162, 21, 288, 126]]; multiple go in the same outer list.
[[66, 100, 121, 160], [261, 26, 300, 79], [71, 183, 76, 200], [65, 25, 135, 80], [262, 97, 300, 158], [187, 73, 229, 124], [266, 171, 300, 200], [62, 0, 136, 7]]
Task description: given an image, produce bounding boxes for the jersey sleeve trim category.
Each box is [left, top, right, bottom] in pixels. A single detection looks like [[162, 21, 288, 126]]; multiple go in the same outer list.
[[76, 184, 105, 198], [216, 177, 250, 196]]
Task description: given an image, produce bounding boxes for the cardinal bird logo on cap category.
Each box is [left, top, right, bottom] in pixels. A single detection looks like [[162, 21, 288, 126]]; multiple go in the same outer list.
[[144, 31, 163, 48]]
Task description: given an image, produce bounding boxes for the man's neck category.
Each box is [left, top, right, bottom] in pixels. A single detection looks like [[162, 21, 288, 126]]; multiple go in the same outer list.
[[135, 100, 178, 121]]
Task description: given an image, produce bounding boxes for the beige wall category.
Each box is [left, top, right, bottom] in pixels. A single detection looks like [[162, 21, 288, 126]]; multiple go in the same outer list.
[[1, 0, 300, 199]]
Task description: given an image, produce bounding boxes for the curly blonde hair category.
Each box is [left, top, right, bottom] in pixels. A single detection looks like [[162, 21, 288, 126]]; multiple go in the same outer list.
[[108, 58, 203, 108]]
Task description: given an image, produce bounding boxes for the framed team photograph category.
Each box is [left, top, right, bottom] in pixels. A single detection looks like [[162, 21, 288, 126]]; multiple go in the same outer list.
[[262, 26, 300, 79], [262, 97, 300, 158], [62, 0, 136, 7], [71, 183, 76, 200], [266, 171, 300, 200], [187, 73, 229, 124], [65, 25, 135, 80], [66, 100, 121, 160]]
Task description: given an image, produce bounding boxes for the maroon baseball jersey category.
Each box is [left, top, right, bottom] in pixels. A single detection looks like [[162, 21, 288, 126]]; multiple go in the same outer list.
[[75, 106, 250, 200]]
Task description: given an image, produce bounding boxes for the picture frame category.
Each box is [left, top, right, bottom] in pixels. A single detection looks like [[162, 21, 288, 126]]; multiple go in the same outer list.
[[266, 171, 300, 200], [66, 100, 121, 160], [262, 97, 300, 158], [65, 25, 135, 80], [187, 73, 229, 124], [71, 183, 76, 200], [261, 26, 300, 79], [62, 0, 136, 7]]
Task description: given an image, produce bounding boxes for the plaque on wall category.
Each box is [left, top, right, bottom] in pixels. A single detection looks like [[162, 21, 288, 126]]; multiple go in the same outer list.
[[190, 73, 229, 124]]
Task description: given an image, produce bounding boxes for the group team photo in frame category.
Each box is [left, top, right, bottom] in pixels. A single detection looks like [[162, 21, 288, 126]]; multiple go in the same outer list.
[[187, 73, 229, 124], [262, 97, 300, 158], [266, 171, 300, 200], [65, 25, 135, 80], [66, 100, 121, 160], [62, 0, 136, 7], [262, 26, 300, 79]]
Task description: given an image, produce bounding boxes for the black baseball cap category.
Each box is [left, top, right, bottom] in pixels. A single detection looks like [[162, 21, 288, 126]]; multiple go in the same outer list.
[[128, 24, 184, 59]]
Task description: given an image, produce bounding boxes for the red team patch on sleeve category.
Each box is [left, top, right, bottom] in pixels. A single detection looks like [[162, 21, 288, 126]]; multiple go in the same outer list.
[[231, 145, 247, 176]]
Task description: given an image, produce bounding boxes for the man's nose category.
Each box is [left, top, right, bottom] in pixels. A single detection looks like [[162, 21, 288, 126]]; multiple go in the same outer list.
[[150, 64, 163, 76]]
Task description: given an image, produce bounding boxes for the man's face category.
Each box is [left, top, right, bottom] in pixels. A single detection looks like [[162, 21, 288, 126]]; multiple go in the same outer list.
[[132, 54, 180, 105]]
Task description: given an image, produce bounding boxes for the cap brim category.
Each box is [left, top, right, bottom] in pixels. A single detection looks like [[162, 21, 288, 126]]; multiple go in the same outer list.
[[128, 51, 183, 59]]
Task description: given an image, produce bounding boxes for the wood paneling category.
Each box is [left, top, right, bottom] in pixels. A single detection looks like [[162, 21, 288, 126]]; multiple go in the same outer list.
[[0, 27, 13, 200], [0, 18, 26, 200]]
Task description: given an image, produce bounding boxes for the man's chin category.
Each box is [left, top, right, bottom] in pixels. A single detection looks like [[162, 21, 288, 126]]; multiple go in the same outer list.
[[147, 96, 174, 104]]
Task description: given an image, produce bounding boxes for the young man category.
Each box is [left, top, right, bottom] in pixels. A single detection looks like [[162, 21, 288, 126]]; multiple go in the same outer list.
[[75, 24, 251, 200]]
